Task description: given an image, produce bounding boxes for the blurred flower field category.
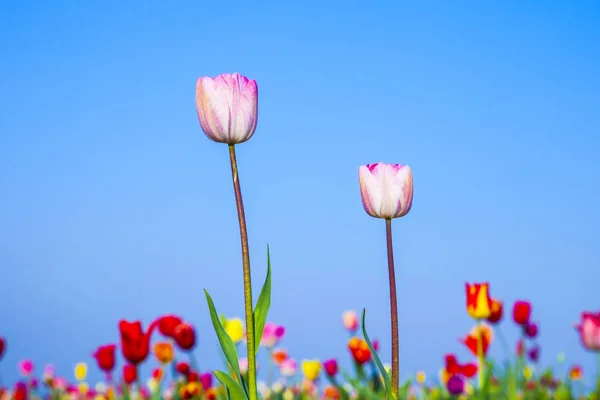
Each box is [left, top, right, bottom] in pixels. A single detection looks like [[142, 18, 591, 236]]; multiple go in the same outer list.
[[0, 299, 599, 400]]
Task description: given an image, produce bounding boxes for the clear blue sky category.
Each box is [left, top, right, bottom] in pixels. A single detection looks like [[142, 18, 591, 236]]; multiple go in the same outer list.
[[1, 0, 599, 389]]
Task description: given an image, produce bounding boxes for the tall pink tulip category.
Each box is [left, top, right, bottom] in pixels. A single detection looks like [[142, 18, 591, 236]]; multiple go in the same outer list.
[[359, 163, 413, 219], [196, 72, 260, 400], [196, 72, 258, 144], [358, 161, 414, 399], [575, 312, 600, 351]]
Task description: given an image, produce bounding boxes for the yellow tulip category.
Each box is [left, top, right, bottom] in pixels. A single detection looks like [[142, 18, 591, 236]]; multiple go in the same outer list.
[[78, 382, 89, 394], [523, 366, 533, 380], [74, 362, 87, 381], [225, 318, 245, 343], [416, 370, 426, 384], [301, 359, 321, 381]]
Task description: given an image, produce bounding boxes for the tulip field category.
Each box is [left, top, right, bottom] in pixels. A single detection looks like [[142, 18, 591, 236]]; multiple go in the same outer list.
[[0, 305, 599, 400], [2, 71, 599, 400]]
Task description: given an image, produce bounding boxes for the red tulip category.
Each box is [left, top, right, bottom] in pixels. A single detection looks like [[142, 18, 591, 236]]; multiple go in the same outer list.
[[0, 337, 5, 361], [188, 371, 199, 382], [92, 344, 116, 373], [348, 337, 371, 365], [118, 320, 157, 365], [157, 315, 183, 338], [123, 364, 137, 385], [487, 299, 503, 324], [444, 354, 478, 378], [176, 362, 190, 376], [460, 324, 493, 357], [512, 301, 532, 326], [516, 339, 525, 357], [323, 359, 339, 377], [13, 382, 27, 400], [173, 322, 196, 351]]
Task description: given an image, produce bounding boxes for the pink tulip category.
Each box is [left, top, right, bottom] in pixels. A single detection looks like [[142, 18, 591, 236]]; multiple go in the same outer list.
[[342, 310, 358, 332], [261, 322, 285, 348], [196, 72, 258, 144], [359, 163, 413, 219], [18, 360, 34, 376], [575, 312, 600, 351], [280, 358, 297, 377]]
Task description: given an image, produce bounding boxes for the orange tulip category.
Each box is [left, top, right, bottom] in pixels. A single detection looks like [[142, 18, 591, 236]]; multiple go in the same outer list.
[[465, 283, 492, 319], [324, 386, 340, 399], [272, 349, 288, 365], [569, 365, 583, 381], [348, 337, 371, 365], [153, 342, 174, 364]]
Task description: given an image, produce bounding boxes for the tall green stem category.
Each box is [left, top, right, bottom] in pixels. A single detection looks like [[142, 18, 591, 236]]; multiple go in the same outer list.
[[476, 320, 485, 391], [385, 218, 399, 399], [228, 144, 257, 400]]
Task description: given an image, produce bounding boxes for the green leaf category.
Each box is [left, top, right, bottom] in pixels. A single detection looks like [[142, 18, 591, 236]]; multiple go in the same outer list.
[[252, 244, 272, 354], [213, 370, 248, 400], [361, 308, 394, 400], [204, 289, 247, 397]]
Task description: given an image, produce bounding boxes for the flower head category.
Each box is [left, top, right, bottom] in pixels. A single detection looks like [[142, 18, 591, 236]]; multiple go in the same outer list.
[[272, 349, 288, 365], [119, 320, 155, 365], [348, 337, 371, 365], [280, 359, 297, 377], [261, 323, 285, 348], [74, 362, 87, 381], [342, 311, 358, 332], [569, 365, 583, 381], [157, 315, 183, 339], [196, 72, 258, 144], [173, 322, 196, 351], [19, 360, 33, 376], [487, 298, 503, 324], [465, 282, 492, 319], [323, 359, 338, 377], [460, 323, 494, 357], [512, 301, 532, 326], [575, 312, 600, 351], [153, 342, 174, 364], [301, 359, 321, 381], [92, 344, 116, 373], [224, 318, 245, 344], [0, 338, 5, 361], [359, 163, 413, 219]]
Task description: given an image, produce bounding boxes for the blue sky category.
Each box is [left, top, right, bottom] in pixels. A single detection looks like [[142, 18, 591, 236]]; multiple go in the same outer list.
[[1, 0, 599, 390]]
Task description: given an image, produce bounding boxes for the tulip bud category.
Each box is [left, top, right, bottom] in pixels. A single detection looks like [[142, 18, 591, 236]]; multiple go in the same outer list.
[[196, 72, 258, 144], [359, 163, 413, 219]]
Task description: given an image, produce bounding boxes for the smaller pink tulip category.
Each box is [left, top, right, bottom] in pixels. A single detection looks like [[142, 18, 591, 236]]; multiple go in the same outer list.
[[342, 310, 358, 332], [575, 312, 600, 351], [261, 322, 285, 348], [280, 358, 297, 377], [239, 358, 248, 375], [19, 360, 34, 376], [359, 163, 413, 219]]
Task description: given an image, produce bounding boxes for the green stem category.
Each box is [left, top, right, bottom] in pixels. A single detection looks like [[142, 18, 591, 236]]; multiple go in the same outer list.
[[497, 326, 516, 399], [385, 218, 399, 399], [476, 319, 486, 392], [596, 352, 600, 396], [228, 144, 257, 400], [267, 349, 274, 386]]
